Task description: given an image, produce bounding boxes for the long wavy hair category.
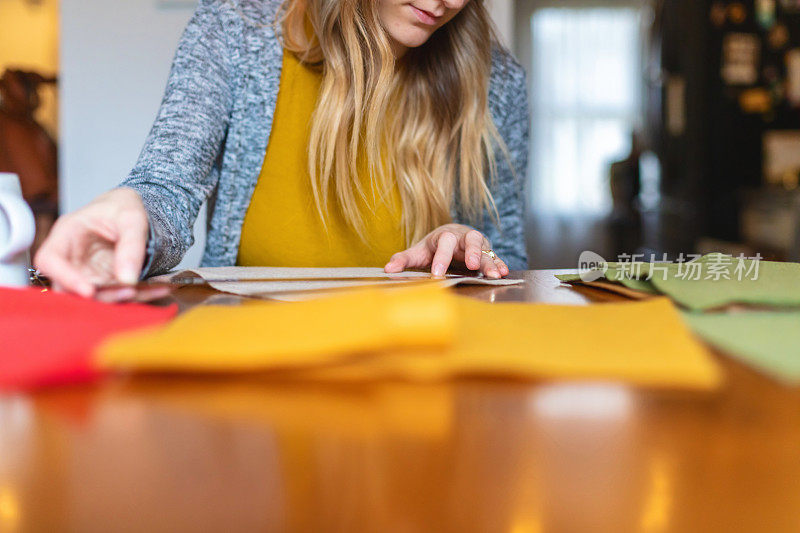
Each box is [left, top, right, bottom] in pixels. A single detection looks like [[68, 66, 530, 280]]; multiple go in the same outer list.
[[280, 0, 504, 244]]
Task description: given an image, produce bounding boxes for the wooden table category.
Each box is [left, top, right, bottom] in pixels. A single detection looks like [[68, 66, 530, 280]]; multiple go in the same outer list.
[[2, 271, 800, 532]]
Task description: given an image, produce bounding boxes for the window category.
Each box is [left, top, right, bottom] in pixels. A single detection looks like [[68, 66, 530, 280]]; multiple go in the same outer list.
[[528, 6, 641, 216]]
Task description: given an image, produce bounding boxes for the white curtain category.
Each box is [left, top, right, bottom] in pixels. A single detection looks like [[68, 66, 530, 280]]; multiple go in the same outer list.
[[530, 7, 641, 216]]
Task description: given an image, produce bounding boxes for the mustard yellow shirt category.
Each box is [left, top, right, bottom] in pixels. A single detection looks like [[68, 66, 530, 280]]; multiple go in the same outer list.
[[237, 50, 405, 267]]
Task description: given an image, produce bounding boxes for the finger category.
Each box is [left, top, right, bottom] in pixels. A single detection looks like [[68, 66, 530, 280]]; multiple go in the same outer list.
[[35, 250, 95, 298], [114, 214, 148, 285], [384, 252, 410, 273], [384, 246, 431, 273], [463, 230, 487, 271], [132, 286, 172, 303], [431, 231, 458, 277], [495, 258, 510, 277], [479, 253, 502, 280], [94, 286, 138, 304]]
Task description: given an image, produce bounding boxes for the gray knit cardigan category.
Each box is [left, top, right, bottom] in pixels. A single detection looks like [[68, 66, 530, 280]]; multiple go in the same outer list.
[[122, 0, 530, 275]]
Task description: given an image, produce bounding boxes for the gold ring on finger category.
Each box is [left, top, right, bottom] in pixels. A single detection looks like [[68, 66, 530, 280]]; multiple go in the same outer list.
[[481, 249, 498, 261]]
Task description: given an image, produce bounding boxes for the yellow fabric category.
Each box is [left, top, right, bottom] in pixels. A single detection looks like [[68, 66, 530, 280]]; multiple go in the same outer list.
[[293, 297, 722, 389], [238, 49, 405, 268], [99, 285, 455, 371], [99, 288, 722, 390]]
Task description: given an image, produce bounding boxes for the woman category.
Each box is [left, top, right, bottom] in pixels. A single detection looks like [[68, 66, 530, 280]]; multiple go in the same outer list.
[[36, 0, 529, 298]]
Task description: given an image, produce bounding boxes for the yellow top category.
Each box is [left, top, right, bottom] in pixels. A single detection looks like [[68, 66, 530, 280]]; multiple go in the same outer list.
[[237, 50, 405, 267]]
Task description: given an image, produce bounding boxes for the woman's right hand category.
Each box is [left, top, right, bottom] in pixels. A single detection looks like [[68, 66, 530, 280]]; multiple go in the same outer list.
[[34, 187, 149, 298]]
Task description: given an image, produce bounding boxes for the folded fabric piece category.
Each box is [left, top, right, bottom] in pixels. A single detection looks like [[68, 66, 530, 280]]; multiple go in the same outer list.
[[153, 266, 523, 301], [0, 287, 177, 390], [560, 254, 800, 311], [646, 258, 800, 311], [683, 311, 800, 384], [610, 277, 660, 294], [282, 297, 722, 389], [554, 276, 657, 299], [99, 287, 721, 390], [605, 254, 800, 310], [100, 286, 456, 372]]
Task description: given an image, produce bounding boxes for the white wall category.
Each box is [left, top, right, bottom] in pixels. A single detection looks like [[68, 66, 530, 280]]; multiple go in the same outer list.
[[60, 0, 204, 268], [60, 1, 515, 269], [488, 0, 515, 48]]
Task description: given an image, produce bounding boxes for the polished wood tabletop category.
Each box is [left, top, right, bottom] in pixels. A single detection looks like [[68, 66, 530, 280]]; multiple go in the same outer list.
[[2, 271, 800, 533]]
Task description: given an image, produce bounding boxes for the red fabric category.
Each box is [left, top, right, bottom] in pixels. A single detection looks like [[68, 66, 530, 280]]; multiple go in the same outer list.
[[0, 287, 176, 390]]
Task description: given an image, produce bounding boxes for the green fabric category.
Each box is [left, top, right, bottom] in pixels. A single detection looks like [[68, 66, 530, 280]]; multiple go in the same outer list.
[[647, 256, 800, 311], [555, 272, 659, 294], [616, 278, 659, 294], [683, 311, 800, 384], [563, 254, 800, 311]]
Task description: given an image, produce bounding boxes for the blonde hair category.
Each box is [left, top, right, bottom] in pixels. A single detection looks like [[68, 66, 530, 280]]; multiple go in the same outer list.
[[280, 0, 503, 244]]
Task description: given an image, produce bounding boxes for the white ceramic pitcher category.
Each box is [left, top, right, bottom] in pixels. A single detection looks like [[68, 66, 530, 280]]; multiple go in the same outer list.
[[0, 173, 36, 287]]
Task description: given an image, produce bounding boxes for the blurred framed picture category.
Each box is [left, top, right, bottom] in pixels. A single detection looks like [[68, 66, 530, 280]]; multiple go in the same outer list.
[[763, 130, 800, 186], [779, 0, 800, 13]]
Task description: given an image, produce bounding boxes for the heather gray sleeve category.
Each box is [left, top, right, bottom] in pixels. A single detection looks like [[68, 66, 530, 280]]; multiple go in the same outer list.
[[120, 0, 234, 276], [478, 51, 530, 271]]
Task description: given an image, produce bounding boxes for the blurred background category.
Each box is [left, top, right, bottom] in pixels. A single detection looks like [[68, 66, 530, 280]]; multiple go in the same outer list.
[[3, 0, 800, 268]]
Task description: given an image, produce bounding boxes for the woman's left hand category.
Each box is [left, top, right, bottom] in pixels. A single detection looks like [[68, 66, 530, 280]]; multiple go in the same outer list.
[[384, 224, 509, 279]]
